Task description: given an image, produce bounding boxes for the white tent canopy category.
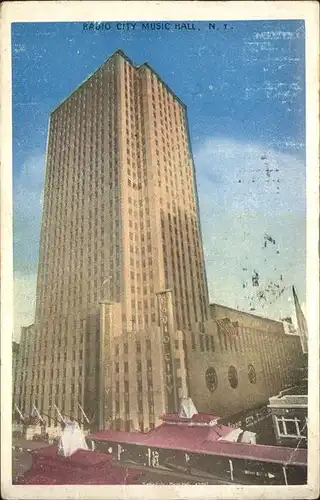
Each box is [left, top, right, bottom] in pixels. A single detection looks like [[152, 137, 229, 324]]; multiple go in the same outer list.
[[179, 397, 198, 419], [58, 420, 88, 457]]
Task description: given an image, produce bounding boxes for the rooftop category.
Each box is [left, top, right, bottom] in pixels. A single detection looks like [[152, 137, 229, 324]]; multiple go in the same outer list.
[[90, 425, 307, 467], [52, 49, 185, 115], [92, 421, 236, 449], [210, 302, 284, 326], [271, 383, 308, 398], [269, 384, 308, 408], [162, 412, 220, 424]]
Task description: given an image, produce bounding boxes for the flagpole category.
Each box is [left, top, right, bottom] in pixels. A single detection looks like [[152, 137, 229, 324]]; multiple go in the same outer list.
[[78, 402, 90, 424], [292, 285, 308, 353], [33, 404, 45, 424], [54, 404, 65, 424], [14, 404, 24, 421]]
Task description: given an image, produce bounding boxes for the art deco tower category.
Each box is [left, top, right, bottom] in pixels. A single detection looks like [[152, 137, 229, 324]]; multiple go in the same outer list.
[[26, 50, 209, 431]]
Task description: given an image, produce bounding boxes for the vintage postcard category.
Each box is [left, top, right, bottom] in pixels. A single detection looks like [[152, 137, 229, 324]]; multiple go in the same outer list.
[[1, 1, 319, 499]]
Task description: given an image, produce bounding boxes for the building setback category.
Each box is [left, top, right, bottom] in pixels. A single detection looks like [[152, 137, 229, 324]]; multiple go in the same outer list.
[[14, 50, 305, 434], [268, 380, 308, 448], [13, 326, 36, 416]]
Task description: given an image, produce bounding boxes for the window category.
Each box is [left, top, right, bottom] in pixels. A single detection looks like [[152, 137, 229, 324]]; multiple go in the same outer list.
[[276, 416, 307, 438], [205, 367, 218, 392], [248, 364, 256, 384], [210, 335, 215, 352], [228, 365, 238, 389], [199, 335, 205, 352], [205, 335, 209, 351], [285, 420, 298, 435]]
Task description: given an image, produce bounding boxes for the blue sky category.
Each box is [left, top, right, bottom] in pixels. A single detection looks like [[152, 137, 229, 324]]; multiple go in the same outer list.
[[12, 20, 306, 340]]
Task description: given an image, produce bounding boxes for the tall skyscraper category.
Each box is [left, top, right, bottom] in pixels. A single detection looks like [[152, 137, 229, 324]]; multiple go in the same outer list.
[[24, 50, 210, 431]]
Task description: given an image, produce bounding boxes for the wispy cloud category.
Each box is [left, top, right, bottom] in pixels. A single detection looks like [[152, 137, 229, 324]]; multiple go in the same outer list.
[[195, 136, 305, 213], [194, 136, 306, 320], [13, 44, 26, 54], [14, 153, 44, 234], [253, 30, 303, 41], [245, 80, 302, 104], [14, 153, 44, 340], [13, 271, 37, 341], [242, 26, 303, 71]]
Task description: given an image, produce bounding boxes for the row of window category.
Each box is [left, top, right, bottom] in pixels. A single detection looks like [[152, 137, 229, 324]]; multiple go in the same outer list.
[[161, 215, 206, 328], [123, 59, 182, 116], [114, 338, 152, 357], [205, 365, 257, 392]]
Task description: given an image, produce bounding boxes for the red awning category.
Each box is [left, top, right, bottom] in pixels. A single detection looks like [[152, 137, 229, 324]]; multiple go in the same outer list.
[[191, 413, 220, 422], [14, 447, 143, 485], [145, 423, 211, 449], [90, 425, 307, 467], [200, 440, 307, 466], [92, 429, 150, 445], [91, 423, 234, 449]]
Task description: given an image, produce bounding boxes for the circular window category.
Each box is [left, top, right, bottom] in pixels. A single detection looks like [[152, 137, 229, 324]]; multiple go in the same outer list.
[[205, 367, 218, 392], [248, 364, 257, 384], [228, 365, 238, 389]]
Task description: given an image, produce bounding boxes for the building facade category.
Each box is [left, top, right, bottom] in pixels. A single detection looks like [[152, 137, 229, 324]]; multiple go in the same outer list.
[[13, 325, 36, 416], [12, 341, 20, 408], [15, 49, 305, 434], [268, 381, 308, 448], [99, 290, 189, 432], [184, 304, 305, 418]]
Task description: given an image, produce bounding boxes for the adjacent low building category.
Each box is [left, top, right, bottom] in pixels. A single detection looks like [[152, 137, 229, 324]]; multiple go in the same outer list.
[[13, 325, 36, 418], [88, 398, 307, 485], [184, 303, 305, 420], [98, 295, 304, 433], [12, 341, 19, 398], [268, 380, 308, 448]]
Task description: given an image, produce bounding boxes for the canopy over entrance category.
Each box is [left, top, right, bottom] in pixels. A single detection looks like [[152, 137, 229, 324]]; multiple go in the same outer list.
[[58, 420, 88, 457]]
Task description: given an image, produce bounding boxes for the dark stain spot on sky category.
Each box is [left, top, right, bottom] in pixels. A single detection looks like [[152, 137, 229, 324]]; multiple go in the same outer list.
[[252, 270, 259, 287], [264, 233, 276, 245], [240, 232, 287, 313]]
